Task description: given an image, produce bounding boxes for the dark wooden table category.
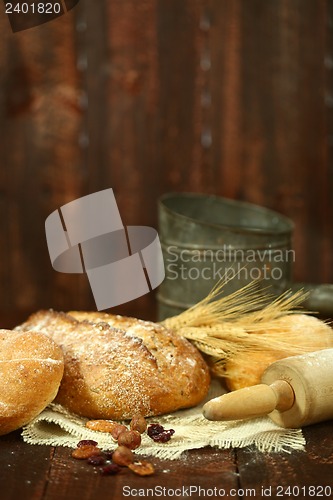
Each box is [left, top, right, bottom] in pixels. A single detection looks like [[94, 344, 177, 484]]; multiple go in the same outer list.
[[1, 420, 333, 500], [1, 313, 333, 499]]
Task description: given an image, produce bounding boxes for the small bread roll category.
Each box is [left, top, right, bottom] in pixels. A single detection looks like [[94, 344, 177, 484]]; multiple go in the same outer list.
[[17, 310, 210, 420], [0, 330, 64, 435], [224, 351, 281, 391]]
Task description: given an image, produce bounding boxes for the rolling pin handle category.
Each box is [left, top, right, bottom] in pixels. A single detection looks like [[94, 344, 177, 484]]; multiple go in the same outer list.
[[270, 380, 295, 412], [203, 380, 294, 422]]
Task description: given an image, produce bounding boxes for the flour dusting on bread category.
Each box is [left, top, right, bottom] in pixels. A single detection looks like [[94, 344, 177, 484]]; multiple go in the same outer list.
[[16, 310, 210, 420], [0, 330, 64, 435]]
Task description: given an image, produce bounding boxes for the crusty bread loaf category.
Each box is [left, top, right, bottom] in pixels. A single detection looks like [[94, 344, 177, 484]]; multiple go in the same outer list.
[[0, 330, 64, 435], [224, 314, 333, 391], [17, 310, 210, 420]]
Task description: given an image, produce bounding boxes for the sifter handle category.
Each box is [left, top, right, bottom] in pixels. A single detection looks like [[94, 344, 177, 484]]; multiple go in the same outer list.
[[203, 380, 294, 421]]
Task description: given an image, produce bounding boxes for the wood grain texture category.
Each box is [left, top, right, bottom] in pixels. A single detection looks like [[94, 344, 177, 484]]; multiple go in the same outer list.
[[45, 447, 238, 500], [0, 0, 332, 318], [0, 5, 88, 315], [0, 431, 53, 500], [1, 422, 333, 500], [237, 420, 333, 495], [0, 431, 239, 500]]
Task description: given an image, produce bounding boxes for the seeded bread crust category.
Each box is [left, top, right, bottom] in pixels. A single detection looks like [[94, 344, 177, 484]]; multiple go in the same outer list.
[[0, 330, 64, 435], [16, 310, 210, 420]]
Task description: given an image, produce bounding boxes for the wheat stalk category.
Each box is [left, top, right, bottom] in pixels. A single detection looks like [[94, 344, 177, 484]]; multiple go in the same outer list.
[[161, 279, 331, 362]]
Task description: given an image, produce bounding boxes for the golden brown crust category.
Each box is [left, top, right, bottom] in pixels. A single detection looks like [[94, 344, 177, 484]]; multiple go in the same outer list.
[[0, 330, 64, 435], [17, 310, 210, 419], [224, 314, 333, 391]]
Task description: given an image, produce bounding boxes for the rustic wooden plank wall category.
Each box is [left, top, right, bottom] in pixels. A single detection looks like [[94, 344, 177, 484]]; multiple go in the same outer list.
[[0, 0, 332, 322]]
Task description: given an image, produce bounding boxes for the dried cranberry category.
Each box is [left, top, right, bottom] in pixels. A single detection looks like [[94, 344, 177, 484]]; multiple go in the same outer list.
[[147, 424, 175, 443], [77, 439, 98, 448], [87, 455, 106, 466], [147, 424, 164, 438], [151, 429, 175, 443], [99, 463, 121, 476]]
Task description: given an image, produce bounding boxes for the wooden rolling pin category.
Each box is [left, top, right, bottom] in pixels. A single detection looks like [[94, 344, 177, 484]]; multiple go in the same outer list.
[[203, 349, 333, 428]]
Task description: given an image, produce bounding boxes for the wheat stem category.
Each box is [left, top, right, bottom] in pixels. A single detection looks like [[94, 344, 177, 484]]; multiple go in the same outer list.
[[161, 279, 320, 361]]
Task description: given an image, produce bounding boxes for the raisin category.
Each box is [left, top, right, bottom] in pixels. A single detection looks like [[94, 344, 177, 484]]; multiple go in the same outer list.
[[77, 439, 98, 448], [147, 423, 164, 437], [151, 429, 175, 443], [147, 423, 175, 443], [71, 445, 101, 459]]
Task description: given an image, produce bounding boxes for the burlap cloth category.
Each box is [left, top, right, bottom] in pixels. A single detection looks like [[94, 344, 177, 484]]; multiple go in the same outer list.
[[21, 380, 305, 458]]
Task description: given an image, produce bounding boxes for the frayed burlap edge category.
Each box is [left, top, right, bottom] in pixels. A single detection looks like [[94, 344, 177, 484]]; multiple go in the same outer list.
[[21, 381, 305, 459]]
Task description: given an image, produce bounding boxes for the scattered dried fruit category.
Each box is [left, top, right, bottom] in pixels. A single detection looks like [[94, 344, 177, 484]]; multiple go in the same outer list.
[[87, 455, 106, 466], [128, 461, 155, 476], [71, 417, 162, 477], [112, 446, 134, 466], [130, 414, 147, 434], [99, 463, 121, 476], [147, 423, 163, 436], [152, 430, 175, 443], [147, 423, 175, 443], [71, 445, 101, 460], [85, 419, 118, 433], [111, 424, 128, 440], [118, 430, 141, 450], [77, 439, 98, 448]]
